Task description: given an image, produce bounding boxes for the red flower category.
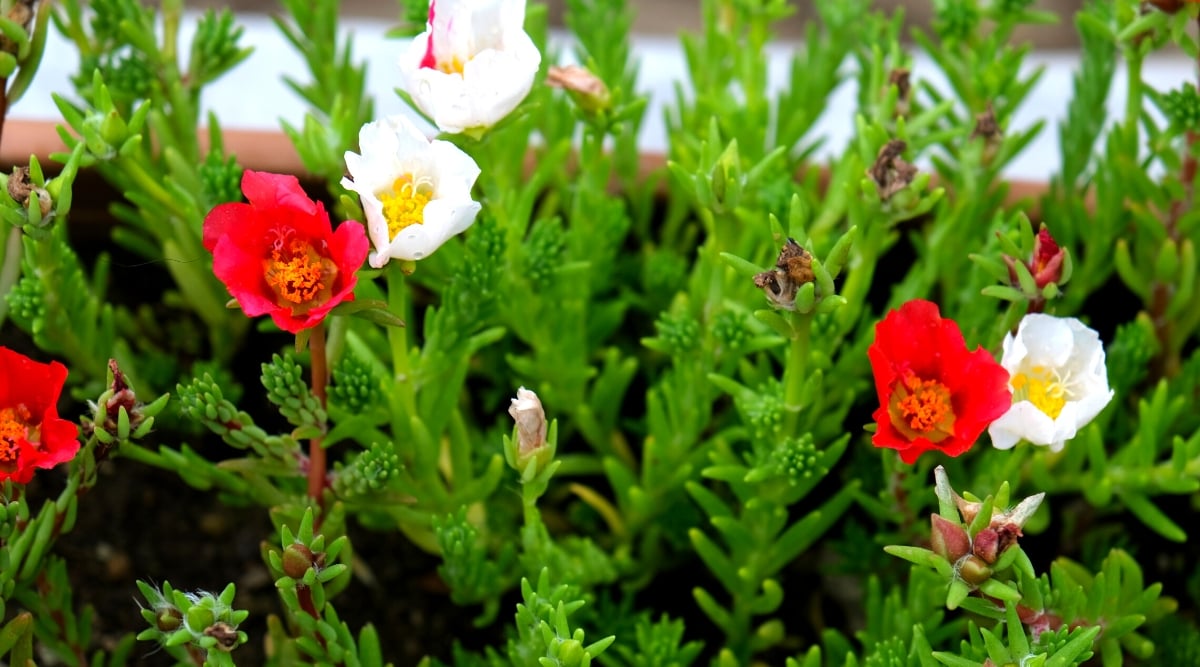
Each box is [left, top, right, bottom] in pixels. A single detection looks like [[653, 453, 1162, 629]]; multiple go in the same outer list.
[[867, 300, 1011, 464], [0, 347, 80, 483], [203, 171, 369, 334]]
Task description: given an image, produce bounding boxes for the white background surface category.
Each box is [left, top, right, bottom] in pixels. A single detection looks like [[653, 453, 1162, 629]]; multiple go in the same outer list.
[[11, 13, 1196, 181]]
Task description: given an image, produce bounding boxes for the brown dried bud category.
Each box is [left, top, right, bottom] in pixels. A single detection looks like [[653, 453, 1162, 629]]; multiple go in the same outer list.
[[753, 238, 813, 310], [204, 622, 240, 652], [971, 105, 1001, 142], [930, 514, 970, 562], [868, 139, 918, 200], [546, 65, 611, 114], [1, 2, 34, 55], [7, 166, 52, 219]]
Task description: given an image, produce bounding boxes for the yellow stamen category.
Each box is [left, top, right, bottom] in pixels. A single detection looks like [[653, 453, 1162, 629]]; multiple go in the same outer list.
[[263, 236, 337, 311], [889, 374, 956, 443], [438, 55, 466, 75], [1011, 366, 1068, 419], [379, 175, 433, 240]]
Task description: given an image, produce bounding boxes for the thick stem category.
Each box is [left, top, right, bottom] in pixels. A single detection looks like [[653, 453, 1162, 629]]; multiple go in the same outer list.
[[0, 79, 8, 151], [306, 322, 328, 501]]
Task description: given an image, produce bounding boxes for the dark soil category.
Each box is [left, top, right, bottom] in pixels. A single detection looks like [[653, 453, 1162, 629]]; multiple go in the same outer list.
[[43, 454, 482, 666]]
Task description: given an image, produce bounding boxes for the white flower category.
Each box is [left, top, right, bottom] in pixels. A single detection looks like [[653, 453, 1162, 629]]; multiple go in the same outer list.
[[398, 0, 542, 134], [341, 115, 481, 266], [988, 314, 1114, 452]]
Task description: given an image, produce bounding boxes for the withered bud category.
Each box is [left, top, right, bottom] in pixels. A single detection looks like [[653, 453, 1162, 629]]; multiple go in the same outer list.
[[1, 2, 34, 55], [546, 65, 611, 114], [971, 105, 1001, 142], [7, 166, 52, 219], [887, 68, 911, 116], [952, 493, 982, 525], [868, 139, 918, 200], [509, 387, 547, 458], [155, 606, 183, 632], [204, 622, 240, 652], [753, 238, 813, 310], [930, 514, 971, 562]]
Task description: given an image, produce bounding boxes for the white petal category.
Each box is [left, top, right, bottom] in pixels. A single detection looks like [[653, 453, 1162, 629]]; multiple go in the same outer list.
[[989, 401, 1059, 449], [395, 0, 541, 134]]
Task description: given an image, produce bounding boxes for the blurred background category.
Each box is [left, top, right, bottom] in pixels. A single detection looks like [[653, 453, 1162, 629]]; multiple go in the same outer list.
[[200, 0, 1084, 47]]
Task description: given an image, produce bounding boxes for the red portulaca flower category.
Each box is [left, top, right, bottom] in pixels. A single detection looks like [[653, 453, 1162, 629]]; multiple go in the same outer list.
[[0, 347, 80, 484], [203, 171, 370, 334], [868, 300, 1011, 464]]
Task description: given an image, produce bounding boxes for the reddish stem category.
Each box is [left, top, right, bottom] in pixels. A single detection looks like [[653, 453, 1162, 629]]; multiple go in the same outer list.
[[306, 323, 328, 501]]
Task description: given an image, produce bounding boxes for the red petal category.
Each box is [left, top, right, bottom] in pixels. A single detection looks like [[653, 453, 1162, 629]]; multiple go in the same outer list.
[[241, 170, 318, 217]]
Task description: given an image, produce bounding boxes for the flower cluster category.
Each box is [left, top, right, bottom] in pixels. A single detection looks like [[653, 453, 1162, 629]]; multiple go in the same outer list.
[[868, 300, 1113, 463], [0, 346, 79, 484], [205, 0, 545, 332]]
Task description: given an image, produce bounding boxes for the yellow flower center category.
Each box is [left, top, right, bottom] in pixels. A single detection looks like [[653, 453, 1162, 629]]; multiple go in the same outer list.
[[263, 235, 337, 312], [889, 374, 956, 443], [379, 175, 433, 240], [0, 406, 31, 463], [1011, 366, 1068, 419], [437, 55, 466, 75]]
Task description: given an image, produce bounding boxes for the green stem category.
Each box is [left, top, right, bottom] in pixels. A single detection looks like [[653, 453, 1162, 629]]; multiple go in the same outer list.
[[1124, 52, 1143, 143], [0, 225, 24, 325], [782, 313, 812, 431], [386, 264, 417, 442], [306, 322, 328, 501]]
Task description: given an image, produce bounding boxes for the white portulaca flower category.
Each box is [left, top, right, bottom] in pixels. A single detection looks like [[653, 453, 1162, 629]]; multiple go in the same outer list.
[[398, 0, 542, 135], [341, 115, 481, 266], [988, 314, 1114, 452]]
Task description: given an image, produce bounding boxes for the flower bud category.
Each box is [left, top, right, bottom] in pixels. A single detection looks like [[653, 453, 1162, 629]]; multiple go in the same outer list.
[[973, 527, 1000, 564], [155, 606, 183, 632], [930, 514, 970, 562], [281, 542, 324, 579], [508, 387, 551, 472], [546, 65, 612, 115], [185, 606, 215, 633], [557, 639, 585, 664], [957, 554, 993, 586], [1003, 225, 1065, 292]]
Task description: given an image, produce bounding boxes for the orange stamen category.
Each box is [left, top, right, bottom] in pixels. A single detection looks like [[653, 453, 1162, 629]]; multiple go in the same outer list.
[[263, 235, 337, 312], [889, 374, 956, 443]]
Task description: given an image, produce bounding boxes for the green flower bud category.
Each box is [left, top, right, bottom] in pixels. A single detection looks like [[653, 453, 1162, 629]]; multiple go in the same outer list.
[[185, 606, 215, 634]]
